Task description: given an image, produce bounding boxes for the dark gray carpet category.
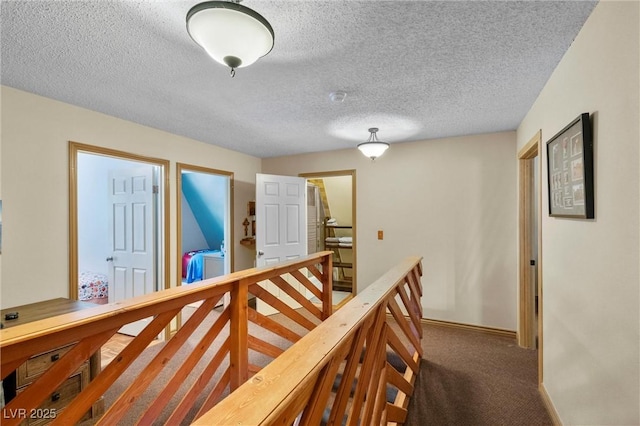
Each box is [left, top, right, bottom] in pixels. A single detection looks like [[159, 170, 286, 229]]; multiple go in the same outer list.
[[405, 324, 552, 426], [87, 307, 551, 425]]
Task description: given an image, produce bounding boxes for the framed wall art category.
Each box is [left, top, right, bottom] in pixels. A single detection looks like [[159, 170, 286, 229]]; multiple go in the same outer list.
[[546, 112, 594, 218]]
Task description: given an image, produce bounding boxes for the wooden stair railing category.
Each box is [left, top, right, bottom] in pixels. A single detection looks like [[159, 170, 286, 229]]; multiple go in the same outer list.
[[0, 252, 333, 426], [194, 256, 424, 426]]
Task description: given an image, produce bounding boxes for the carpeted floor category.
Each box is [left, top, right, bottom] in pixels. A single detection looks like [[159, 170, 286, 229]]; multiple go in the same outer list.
[[405, 324, 553, 426], [89, 307, 551, 425]]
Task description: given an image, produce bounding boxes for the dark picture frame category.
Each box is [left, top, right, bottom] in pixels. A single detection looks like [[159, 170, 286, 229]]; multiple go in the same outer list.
[[546, 113, 594, 218]]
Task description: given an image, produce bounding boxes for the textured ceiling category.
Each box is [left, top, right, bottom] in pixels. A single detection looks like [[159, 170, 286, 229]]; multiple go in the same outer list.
[[1, 1, 597, 158]]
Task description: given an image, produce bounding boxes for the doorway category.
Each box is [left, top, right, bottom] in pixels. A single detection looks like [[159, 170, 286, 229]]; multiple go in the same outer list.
[[176, 163, 233, 290], [254, 173, 308, 315], [69, 142, 169, 335], [253, 171, 356, 313], [518, 131, 543, 383], [301, 170, 356, 305]]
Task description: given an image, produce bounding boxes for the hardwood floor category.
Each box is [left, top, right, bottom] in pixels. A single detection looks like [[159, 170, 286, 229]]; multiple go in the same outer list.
[[101, 333, 134, 368], [101, 333, 162, 369], [311, 290, 353, 313]]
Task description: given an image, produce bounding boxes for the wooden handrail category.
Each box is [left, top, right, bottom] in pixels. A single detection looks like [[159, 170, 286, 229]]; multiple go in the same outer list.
[[194, 256, 424, 425], [1, 253, 423, 426], [1, 252, 333, 426]]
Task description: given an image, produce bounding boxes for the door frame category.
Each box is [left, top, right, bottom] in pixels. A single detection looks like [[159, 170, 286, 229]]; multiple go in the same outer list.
[[300, 170, 357, 296], [176, 162, 234, 285], [517, 131, 543, 384], [68, 141, 170, 304]]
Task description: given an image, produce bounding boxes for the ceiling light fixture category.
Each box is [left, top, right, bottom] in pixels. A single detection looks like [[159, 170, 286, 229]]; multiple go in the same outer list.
[[186, 1, 274, 77], [357, 128, 389, 160]]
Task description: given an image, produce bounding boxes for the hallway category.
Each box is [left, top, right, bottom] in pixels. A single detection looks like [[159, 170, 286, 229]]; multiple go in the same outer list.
[[406, 324, 551, 425]]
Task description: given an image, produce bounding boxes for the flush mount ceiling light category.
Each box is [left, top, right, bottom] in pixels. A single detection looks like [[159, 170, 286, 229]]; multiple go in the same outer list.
[[186, 1, 274, 77], [357, 128, 389, 160]]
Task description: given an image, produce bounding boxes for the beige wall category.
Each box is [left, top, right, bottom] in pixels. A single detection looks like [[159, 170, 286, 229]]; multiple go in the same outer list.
[[263, 131, 518, 330], [517, 1, 639, 424], [0, 94, 3, 285], [323, 176, 352, 227], [322, 175, 353, 279], [0, 86, 261, 308]]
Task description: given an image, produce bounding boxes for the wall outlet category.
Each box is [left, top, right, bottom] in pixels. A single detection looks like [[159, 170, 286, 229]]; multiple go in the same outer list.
[[377, 230, 383, 240]]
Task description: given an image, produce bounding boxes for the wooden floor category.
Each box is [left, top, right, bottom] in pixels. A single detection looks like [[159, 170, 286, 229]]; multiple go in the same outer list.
[[311, 290, 353, 313], [101, 333, 164, 368], [101, 333, 167, 368], [101, 333, 136, 369]]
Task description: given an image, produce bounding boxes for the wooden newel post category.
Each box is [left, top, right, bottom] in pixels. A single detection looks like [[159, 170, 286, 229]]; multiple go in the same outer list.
[[229, 279, 249, 390], [321, 253, 333, 320]]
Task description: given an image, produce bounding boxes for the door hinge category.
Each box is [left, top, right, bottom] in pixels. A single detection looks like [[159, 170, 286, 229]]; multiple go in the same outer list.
[[153, 185, 159, 194]]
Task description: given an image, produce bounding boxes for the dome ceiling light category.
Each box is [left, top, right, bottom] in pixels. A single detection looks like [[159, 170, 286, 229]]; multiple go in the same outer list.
[[357, 128, 390, 160], [186, 1, 274, 77]]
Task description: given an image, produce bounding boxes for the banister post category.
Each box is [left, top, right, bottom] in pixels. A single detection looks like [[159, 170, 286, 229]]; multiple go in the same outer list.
[[229, 278, 249, 390], [321, 253, 333, 320]]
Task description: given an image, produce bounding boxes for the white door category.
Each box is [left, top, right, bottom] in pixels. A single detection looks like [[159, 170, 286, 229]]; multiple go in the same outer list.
[[108, 166, 157, 335], [256, 174, 307, 314]]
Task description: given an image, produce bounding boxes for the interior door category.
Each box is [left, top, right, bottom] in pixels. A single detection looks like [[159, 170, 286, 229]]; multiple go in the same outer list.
[[255, 173, 307, 314], [108, 166, 156, 335]]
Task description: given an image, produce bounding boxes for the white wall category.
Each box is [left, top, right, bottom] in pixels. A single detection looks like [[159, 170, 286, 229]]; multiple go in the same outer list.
[[0, 86, 261, 308], [263, 131, 517, 330], [77, 153, 111, 277], [516, 1, 639, 424]]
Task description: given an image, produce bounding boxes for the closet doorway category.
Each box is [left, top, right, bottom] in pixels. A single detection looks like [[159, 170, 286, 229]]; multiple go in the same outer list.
[[300, 170, 356, 304], [69, 142, 169, 336], [518, 131, 543, 383], [176, 164, 233, 296]]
